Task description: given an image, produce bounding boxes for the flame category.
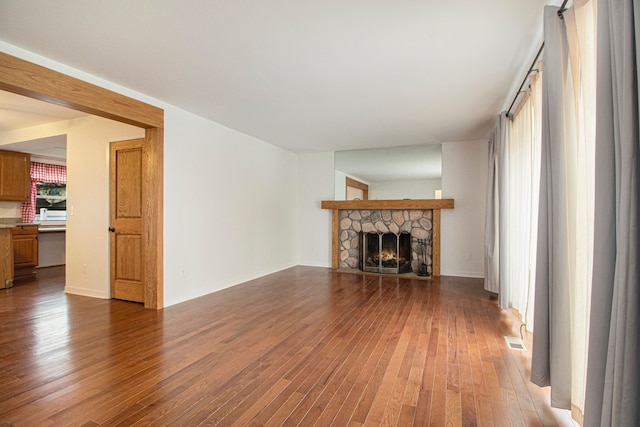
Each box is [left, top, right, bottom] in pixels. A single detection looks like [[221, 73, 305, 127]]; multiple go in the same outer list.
[[379, 250, 396, 261]]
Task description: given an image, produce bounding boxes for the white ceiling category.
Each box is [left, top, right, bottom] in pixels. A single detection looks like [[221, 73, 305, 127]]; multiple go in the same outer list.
[[0, 0, 553, 153], [0, 91, 87, 133]]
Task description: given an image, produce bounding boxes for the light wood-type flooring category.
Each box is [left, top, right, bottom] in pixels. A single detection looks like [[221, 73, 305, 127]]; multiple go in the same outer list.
[[0, 266, 573, 426]]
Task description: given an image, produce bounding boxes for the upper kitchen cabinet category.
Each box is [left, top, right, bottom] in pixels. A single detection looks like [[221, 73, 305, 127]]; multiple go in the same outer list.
[[0, 150, 30, 202]]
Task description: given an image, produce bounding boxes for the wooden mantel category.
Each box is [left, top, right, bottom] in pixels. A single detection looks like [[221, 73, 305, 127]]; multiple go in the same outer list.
[[321, 199, 455, 276]]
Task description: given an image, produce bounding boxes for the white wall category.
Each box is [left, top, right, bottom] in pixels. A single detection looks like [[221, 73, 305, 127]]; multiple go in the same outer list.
[[298, 152, 334, 267], [334, 169, 348, 200], [163, 107, 298, 306], [369, 179, 441, 200], [0, 42, 490, 303], [1, 41, 300, 307], [441, 140, 487, 277]]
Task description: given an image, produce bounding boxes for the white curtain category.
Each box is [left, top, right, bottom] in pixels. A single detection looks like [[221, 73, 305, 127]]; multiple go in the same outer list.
[[531, 2, 596, 419], [565, 2, 597, 419], [484, 74, 543, 327], [503, 70, 543, 328]]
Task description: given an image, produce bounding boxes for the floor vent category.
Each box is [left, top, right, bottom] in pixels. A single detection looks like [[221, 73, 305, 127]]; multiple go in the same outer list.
[[504, 336, 527, 351]]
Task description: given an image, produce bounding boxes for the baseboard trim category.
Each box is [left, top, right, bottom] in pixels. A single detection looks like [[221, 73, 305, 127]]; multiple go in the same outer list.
[[440, 270, 485, 279], [64, 286, 108, 299]]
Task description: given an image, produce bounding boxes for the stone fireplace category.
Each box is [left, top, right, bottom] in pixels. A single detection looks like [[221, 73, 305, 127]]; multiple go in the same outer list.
[[338, 209, 433, 275], [321, 199, 454, 276]]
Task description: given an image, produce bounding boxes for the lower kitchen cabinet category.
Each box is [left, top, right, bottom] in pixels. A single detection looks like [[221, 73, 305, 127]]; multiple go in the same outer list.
[[12, 225, 38, 280]]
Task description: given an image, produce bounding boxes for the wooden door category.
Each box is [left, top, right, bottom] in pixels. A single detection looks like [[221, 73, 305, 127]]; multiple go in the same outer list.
[[110, 139, 144, 303]]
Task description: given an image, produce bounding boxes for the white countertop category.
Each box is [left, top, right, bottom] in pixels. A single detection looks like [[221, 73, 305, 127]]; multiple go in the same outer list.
[[0, 222, 66, 231], [37, 222, 66, 232]]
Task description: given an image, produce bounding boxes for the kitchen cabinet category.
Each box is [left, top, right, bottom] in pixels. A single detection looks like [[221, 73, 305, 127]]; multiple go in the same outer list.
[[0, 150, 30, 202], [12, 225, 38, 280]]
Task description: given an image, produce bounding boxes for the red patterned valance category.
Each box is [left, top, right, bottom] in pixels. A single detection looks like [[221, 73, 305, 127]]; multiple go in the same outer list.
[[21, 162, 67, 223], [31, 162, 66, 184]]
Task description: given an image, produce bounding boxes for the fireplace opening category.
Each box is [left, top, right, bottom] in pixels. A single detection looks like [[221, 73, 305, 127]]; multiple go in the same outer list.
[[360, 231, 412, 274]]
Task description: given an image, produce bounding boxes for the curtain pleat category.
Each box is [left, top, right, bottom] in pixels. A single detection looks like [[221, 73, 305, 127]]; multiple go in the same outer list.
[[583, 0, 640, 425], [532, 2, 597, 415], [531, 5, 576, 409], [508, 76, 542, 328], [484, 113, 507, 294], [485, 87, 542, 327]]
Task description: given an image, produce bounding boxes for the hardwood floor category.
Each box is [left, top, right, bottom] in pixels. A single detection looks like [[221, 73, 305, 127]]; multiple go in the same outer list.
[[0, 266, 570, 426]]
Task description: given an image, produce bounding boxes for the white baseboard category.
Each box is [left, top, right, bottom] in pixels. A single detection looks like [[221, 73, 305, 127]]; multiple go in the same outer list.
[[440, 270, 485, 279], [64, 286, 109, 299]]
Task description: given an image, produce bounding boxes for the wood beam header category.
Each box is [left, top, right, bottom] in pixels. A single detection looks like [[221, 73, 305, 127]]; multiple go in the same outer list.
[[0, 52, 163, 129], [321, 199, 454, 210]]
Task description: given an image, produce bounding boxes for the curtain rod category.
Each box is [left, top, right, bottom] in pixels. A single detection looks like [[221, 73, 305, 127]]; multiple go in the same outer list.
[[505, 0, 569, 117], [506, 43, 544, 117]]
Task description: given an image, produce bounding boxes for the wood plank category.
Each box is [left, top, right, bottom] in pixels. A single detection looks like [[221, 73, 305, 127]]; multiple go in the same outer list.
[[346, 176, 369, 192], [321, 198, 454, 210], [332, 209, 340, 269], [432, 208, 442, 276], [142, 127, 163, 309], [365, 294, 419, 425], [0, 267, 574, 426], [0, 52, 163, 128]]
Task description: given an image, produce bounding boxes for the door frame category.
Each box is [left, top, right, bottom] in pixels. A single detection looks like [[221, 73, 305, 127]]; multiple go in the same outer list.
[[345, 176, 369, 200], [0, 52, 164, 309]]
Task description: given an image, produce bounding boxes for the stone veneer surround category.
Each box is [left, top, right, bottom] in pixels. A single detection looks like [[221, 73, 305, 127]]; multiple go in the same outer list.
[[321, 199, 454, 276], [338, 209, 433, 274]]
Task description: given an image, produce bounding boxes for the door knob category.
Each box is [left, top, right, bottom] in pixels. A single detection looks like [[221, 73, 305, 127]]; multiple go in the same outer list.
[[108, 227, 115, 233]]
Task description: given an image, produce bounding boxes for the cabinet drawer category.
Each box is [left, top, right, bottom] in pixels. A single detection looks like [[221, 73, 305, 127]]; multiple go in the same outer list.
[[12, 225, 38, 236]]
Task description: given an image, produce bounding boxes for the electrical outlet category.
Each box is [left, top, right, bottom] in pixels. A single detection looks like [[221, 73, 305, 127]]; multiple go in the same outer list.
[[465, 252, 471, 261], [82, 263, 87, 274]]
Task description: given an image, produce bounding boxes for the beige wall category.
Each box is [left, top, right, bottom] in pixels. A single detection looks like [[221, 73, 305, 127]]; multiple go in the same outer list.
[[64, 116, 143, 298]]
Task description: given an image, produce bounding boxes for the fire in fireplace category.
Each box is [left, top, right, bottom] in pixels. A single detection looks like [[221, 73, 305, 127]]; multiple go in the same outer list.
[[360, 231, 412, 274]]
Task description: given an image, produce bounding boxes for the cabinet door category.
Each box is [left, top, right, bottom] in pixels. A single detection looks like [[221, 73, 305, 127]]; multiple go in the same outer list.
[[13, 235, 38, 268], [12, 226, 38, 268], [0, 150, 30, 202]]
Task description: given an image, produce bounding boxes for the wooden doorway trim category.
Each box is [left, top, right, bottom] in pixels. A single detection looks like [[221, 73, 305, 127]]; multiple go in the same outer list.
[[345, 176, 368, 200], [0, 52, 164, 309]]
